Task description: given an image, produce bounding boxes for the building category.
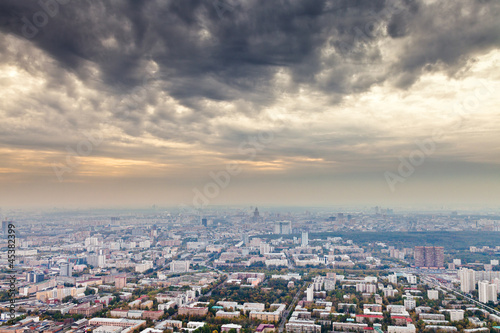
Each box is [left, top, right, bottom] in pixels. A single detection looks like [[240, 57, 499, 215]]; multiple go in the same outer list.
[[274, 221, 292, 234], [406, 275, 417, 284], [136, 261, 153, 273], [306, 285, 314, 302], [221, 324, 242, 333], [286, 321, 321, 333], [387, 325, 416, 333], [142, 311, 163, 320], [414, 246, 425, 267], [216, 311, 240, 319], [250, 304, 285, 322], [60, 263, 72, 277], [260, 243, 271, 254], [459, 268, 476, 293], [170, 260, 190, 273], [331, 322, 367, 332], [69, 302, 103, 316], [88, 318, 145, 330], [478, 280, 497, 304], [88, 253, 107, 268], [388, 274, 398, 284], [414, 246, 444, 268], [26, 272, 44, 283], [252, 207, 262, 223], [404, 299, 416, 310], [93, 326, 123, 333], [256, 324, 276, 333], [449, 310, 464, 322], [178, 307, 208, 317], [115, 276, 127, 289], [301, 232, 309, 247], [427, 290, 439, 300]]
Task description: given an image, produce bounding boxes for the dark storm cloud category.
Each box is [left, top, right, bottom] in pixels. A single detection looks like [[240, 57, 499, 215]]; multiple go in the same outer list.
[[1, 0, 499, 109], [0, 0, 500, 170]]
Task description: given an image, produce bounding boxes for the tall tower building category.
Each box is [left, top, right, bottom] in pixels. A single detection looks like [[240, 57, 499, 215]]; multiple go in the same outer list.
[[60, 262, 72, 277], [459, 268, 476, 293], [274, 221, 292, 235], [2, 220, 9, 235], [434, 247, 444, 268], [306, 284, 314, 302], [301, 232, 309, 247], [252, 208, 262, 223], [414, 246, 444, 268], [414, 246, 425, 267], [479, 280, 489, 303]]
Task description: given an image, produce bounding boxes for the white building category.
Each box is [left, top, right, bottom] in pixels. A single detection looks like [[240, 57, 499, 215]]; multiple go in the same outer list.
[[259, 243, 271, 254], [306, 285, 314, 302], [388, 324, 416, 333], [301, 232, 309, 247], [135, 261, 153, 273], [274, 221, 292, 234], [427, 290, 439, 300], [60, 262, 72, 277], [388, 274, 398, 284], [170, 260, 190, 273], [404, 299, 416, 310], [406, 275, 417, 284], [478, 280, 497, 304], [449, 310, 464, 322], [459, 268, 476, 293]]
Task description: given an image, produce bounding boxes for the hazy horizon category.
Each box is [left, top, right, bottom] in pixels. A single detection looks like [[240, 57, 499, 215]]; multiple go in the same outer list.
[[1, 0, 499, 209]]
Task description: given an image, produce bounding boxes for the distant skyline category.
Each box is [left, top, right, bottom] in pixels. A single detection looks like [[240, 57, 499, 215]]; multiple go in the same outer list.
[[0, 0, 499, 208]]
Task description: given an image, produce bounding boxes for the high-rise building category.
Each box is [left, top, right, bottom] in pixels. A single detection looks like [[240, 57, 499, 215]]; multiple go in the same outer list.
[[306, 285, 314, 302], [414, 246, 444, 268], [87, 253, 106, 268], [260, 243, 271, 254], [435, 247, 444, 268], [26, 271, 44, 283], [479, 281, 499, 304], [388, 274, 398, 284], [252, 208, 262, 223], [459, 268, 476, 293], [60, 262, 72, 277], [242, 234, 249, 245], [201, 218, 207, 227], [274, 221, 292, 235], [301, 232, 308, 247], [478, 280, 495, 303], [2, 220, 9, 235], [414, 247, 425, 267]]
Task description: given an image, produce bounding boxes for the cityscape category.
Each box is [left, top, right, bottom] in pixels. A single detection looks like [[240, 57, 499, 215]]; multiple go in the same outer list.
[[1, 0, 500, 333], [2, 207, 500, 333]]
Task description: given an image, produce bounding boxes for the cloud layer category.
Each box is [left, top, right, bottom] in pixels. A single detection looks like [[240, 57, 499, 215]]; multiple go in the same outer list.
[[0, 0, 499, 207]]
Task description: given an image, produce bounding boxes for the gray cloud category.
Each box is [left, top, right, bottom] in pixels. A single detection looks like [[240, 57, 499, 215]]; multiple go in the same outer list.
[[0, 0, 499, 206]]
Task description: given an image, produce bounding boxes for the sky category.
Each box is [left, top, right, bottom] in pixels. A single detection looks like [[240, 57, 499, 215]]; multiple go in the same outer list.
[[0, 0, 499, 209]]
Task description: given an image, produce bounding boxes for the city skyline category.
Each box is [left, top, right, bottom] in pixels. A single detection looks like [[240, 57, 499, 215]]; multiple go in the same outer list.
[[0, 0, 499, 208]]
